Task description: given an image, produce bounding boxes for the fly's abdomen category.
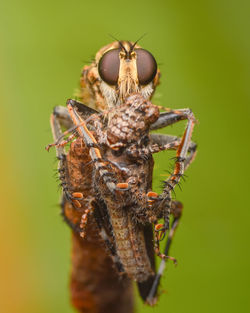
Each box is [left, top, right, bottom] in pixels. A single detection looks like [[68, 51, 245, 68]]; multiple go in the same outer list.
[[109, 206, 154, 282]]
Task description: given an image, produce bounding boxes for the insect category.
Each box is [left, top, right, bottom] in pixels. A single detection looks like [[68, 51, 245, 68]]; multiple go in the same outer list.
[[46, 40, 197, 312]]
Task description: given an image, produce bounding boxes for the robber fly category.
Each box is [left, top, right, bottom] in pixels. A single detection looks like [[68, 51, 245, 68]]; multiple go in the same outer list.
[[46, 40, 197, 313]]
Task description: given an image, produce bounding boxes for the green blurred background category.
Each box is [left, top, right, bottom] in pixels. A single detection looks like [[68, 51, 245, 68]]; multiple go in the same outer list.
[[0, 0, 249, 312]]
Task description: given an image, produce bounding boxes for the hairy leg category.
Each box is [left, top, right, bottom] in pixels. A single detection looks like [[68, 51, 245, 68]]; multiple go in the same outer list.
[[146, 200, 183, 305]]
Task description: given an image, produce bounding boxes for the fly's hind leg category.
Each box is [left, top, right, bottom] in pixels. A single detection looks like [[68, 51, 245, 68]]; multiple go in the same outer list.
[[146, 200, 183, 306]]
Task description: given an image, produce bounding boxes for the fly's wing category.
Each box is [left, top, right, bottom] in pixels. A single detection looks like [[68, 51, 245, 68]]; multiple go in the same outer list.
[[71, 99, 99, 118], [137, 223, 157, 302], [52, 100, 98, 132]]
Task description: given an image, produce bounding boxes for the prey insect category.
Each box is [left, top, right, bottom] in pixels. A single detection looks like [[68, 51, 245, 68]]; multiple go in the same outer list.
[[47, 40, 197, 312]]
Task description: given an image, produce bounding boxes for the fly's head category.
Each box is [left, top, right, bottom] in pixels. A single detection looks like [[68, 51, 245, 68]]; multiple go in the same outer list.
[[80, 41, 160, 110]]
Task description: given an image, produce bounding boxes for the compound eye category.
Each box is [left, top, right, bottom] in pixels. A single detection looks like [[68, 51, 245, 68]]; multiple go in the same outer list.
[[136, 49, 157, 85], [98, 49, 120, 85]]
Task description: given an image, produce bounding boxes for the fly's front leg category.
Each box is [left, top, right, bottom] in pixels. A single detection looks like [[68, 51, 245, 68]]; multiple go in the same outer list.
[[67, 99, 117, 194], [46, 101, 102, 151], [146, 200, 183, 305], [150, 108, 194, 131]]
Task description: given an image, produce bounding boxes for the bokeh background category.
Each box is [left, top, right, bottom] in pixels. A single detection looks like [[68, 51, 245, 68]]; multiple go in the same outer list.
[[0, 0, 249, 312]]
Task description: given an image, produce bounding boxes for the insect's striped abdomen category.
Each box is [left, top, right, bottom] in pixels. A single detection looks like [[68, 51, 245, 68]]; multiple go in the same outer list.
[[107, 203, 154, 282]]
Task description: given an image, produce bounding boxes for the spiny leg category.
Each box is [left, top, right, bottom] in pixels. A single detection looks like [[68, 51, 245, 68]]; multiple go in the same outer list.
[[67, 99, 118, 194], [148, 118, 196, 290], [152, 127, 194, 246], [49, 111, 73, 199], [153, 221, 177, 264], [49, 110, 67, 159], [149, 140, 180, 154], [46, 132, 77, 151], [146, 200, 183, 305], [46, 105, 103, 152], [122, 134, 197, 200], [146, 133, 196, 221], [152, 110, 196, 211], [149, 133, 197, 170], [148, 109, 197, 218], [49, 109, 84, 206], [150, 108, 195, 131], [55, 100, 124, 193], [150, 107, 198, 173]]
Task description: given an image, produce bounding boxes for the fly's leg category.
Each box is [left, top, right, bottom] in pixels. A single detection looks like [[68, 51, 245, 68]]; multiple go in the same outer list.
[[153, 222, 177, 264], [46, 102, 103, 151], [51, 100, 124, 194], [67, 99, 118, 193], [48, 109, 84, 207], [49, 111, 73, 202], [49, 108, 68, 159], [53, 105, 74, 129], [49, 100, 117, 195], [149, 133, 197, 169], [149, 110, 196, 225], [149, 107, 197, 174], [160, 113, 195, 202], [46, 132, 77, 151], [150, 108, 195, 131], [146, 124, 196, 304], [146, 200, 183, 306], [148, 108, 197, 212], [150, 108, 197, 213], [147, 132, 196, 227], [149, 140, 180, 154]]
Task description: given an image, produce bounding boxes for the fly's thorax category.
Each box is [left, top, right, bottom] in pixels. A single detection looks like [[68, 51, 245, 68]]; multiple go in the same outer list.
[[106, 94, 159, 147]]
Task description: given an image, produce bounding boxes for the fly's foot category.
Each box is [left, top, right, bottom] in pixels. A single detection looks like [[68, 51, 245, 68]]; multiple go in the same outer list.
[[45, 133, 76, 151], [65, 191, 84, 209], [147, 191, 159, 207], [72, 199, 81, 209], [79, 207, 92, 238], [72, 192, 84, 200], [45, 143, 54, 151], [155, 248, 178, 265], [154, 223, 167, 241], [116, 182, 130, 191]]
